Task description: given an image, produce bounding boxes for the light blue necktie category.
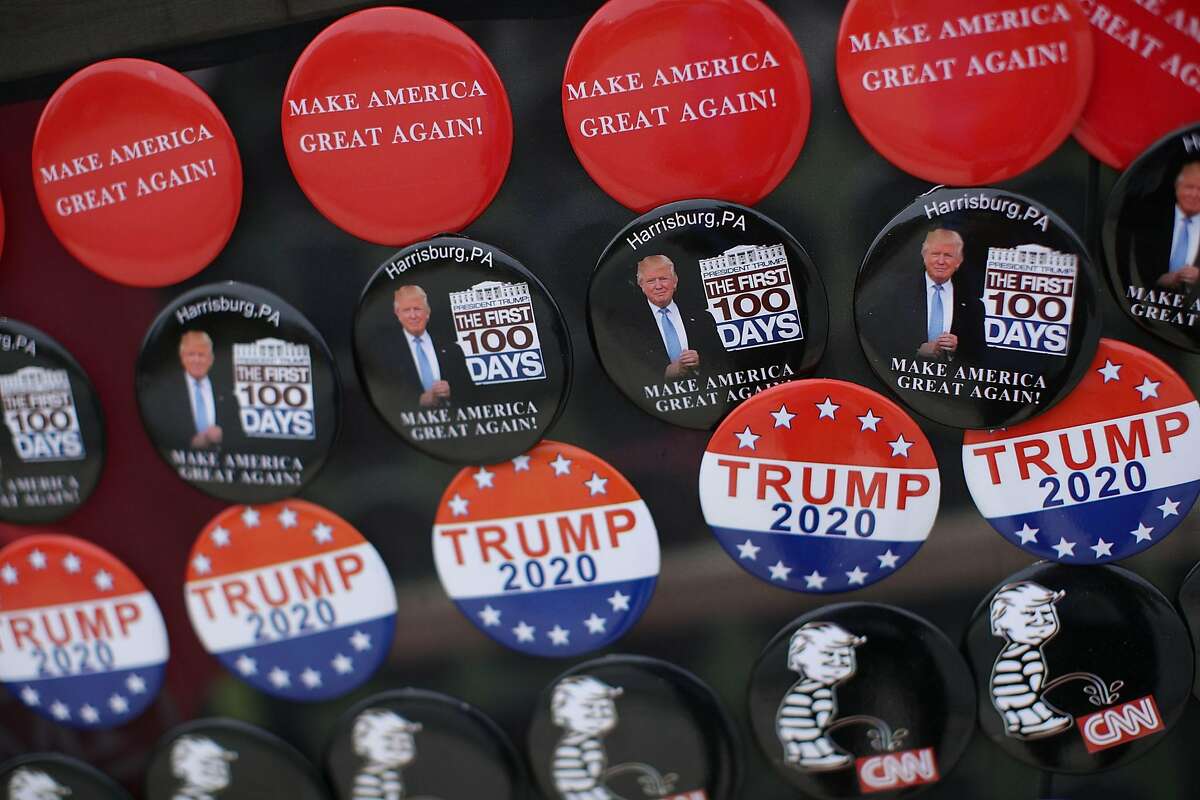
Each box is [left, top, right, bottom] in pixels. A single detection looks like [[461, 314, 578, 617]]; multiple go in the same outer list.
[[414, 336, 435, 391], [928, 284, 944, 342], [192, 378, 209, 433], [1169, 216, 1195, 272], [659, 307, 682, 361]]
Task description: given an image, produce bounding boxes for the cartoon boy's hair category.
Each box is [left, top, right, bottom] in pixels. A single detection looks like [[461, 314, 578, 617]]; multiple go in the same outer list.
[[352, 709, 422, 757], [550, 676, 623, 728], [787, 621, 866, 663], [989, 581, 1064, 635]]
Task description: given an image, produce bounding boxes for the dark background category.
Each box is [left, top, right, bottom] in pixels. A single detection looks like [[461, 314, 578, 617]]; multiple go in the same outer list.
[[0, 2, 1198, 798]]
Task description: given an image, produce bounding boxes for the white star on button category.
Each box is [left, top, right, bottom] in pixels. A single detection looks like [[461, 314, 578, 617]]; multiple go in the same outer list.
[[93, 570, 114, 591], [277, 507, 298, 528], [300, 668, 322, 689], [771, 404, 796, 428], [349, 630, 372, 652], [191, 554, 212, 575], [584, 473, 609, 496], [478, 605, 502, 626], [1015, 523, 1039, 544], [857, 409, 882, 431], [0, 564, 16, 585], [548, 625, 570, 646], [268, 667, 290, 688], [815, 396, 840, 420], [769, 560, 792, 581], [27, 550, 46, 570], [473, 467, 495, 489], [1131, 522, 1154, 542], [737, 539, 760, 560], [1135, 377, 1161, 400], [584, 613, 607, 634], [235, 655, 257, 676], [803, 570, 826, 590], [846, 566, 868, 585], [210, 527, 231, 547], [79, 704, 99, 724], [109, 694, 129, 714], [62, 553, 81, 574], [1052, 537, 1076, 558], [877, 550, 899, 569], [1090, 539, 1113, 558], [241, 507, 261, 527], [332, 654, 353, 674], [888, 434, 913, 458], [311, 522, 334, 545], [1157, 497, 1180, 518], [512, 455, 531, 471], [126, 674, 147, 694], [513, 621, 536, 642], [448, 494, 469, 516], [735, 425, 760, 450], [50, 701, 70, 720], [607, 591, 631, 612], [19, 686, 39, 706], [1097, 360, 1122, 383], [550, 454, 572, 476]]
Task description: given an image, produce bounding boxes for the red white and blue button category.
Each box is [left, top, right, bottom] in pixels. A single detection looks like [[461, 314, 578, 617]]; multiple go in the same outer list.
[[964, 338, 1200, 564], [184, 500, 396, 701], [433, 441, 659, 657], [0, 535, 168, 729], [700, 379, 940, 592]]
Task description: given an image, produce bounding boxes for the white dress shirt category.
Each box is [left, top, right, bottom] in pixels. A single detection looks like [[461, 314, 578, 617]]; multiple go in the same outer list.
[[185, 373, 216, 434], [1170, 205, 1200, 271], [925, 274, 955, 336], [647, 299, 690, 354], [405, 329, 442, 383]]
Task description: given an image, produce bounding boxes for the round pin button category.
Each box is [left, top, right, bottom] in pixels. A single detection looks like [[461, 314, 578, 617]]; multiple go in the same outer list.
[[282, 7, 512, 245], [1103, 122, 1200, 352], [855, 186, 1101, 429], [32, 58, 242, 286], [0, 754, 131, 800], [963, 562, 1191, 773], [184, 500, 396, 701], [0, 318, 104, 523], [354, 237, 570, 464], [326, 688, 526, 800], [562, 0, 811, 211], [1073, 1, 1200, 169], [836, 0, 1093, 184], [964, 338, 1199, 564], [589, 200, 827, 429], [749, 604, 975, 797], [433, 440, 658, 657], [528, 655, 739, 800], [146, 718, 329, 800], [136, 281, 340, 502], [700, 379, 940, 593], [0, 534, 168, 729], [1176, 560, 1200, 701]]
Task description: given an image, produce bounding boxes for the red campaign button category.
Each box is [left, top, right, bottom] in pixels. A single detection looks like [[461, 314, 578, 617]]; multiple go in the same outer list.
[[282, 8, 513, 245], [562, 0, 811, 211], [1074, 0, 1200, 169], [836, 0, 1094, 184], [32, 59, 242, 287]]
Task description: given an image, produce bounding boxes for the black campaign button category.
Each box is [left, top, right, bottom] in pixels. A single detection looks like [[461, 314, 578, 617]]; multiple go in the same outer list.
[[749, 604, 975, 798], [1175, 560, 1200, 701], [325, 688, 526, 800], [353, 236, 571, 464], [135, 281, 340, 502], [855, 186, 1101, 429], [963, 562, 1191, 773], [1103, 122, 1200, 352], [146, 718, 329, 800], [589, 199, 828, 429], [0, 318, 104, 523], [1, 753, 131, 800], [528, 655, 739, 800]]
